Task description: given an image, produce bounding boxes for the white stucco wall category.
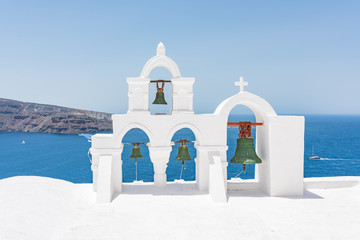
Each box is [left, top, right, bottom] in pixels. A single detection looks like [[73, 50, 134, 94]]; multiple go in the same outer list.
[[266, 116, 305, 196]]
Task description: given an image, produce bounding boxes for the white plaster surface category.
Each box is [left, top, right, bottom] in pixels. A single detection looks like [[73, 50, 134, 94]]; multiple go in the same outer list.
[[1, 176, 359, 240]]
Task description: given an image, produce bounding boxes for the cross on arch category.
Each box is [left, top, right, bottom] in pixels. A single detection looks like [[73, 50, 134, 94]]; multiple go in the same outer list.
[[235, 77, 248, 93]]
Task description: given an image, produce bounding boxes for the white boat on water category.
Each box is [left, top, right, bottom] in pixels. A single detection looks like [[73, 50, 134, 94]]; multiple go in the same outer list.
[[308, 145, 320, 160], [22, 140, 25, 144]]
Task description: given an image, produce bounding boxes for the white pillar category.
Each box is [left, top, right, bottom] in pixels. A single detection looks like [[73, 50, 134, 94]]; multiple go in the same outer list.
[[112, 148, 123, 193], [91, 153, 100, 192], [196, 146, 209, 191], [196, 146, 228, 192], [96, 155, 113, 203], [208, 151, 227, 202], [91, 148, 123, 203], [219, 150, 228, 190], [127, 77, 150, 113], [172, 77, 195, 114], [149, 146, 172, 187]]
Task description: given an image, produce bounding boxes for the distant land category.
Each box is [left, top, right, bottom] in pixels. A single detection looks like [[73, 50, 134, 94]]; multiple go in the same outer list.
[[0, 98, 112, 134]]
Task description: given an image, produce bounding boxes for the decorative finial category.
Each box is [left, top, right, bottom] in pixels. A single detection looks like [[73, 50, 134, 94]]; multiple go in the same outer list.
[[235, 76, 248, 93], [157, 42, 165, 56]]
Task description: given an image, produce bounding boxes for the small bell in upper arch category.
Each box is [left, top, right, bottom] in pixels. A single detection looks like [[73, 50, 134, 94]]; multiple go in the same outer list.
[[153, 92, 167, 105], [152, 80, 167, 105]]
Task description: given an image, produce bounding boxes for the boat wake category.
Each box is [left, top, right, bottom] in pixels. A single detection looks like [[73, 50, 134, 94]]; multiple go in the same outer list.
[[309, 158, 360, 161], [78, 133, 93, 142]]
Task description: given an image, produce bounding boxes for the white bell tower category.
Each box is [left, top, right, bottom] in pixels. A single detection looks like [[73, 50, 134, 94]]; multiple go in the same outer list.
[[127, 42, 194, 114], [91, 43, 305, 204]]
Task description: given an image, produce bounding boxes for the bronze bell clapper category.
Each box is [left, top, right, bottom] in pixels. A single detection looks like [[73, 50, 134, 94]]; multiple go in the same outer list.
[[151, 80, 170, 105], [174, 139, 193, 180], [227, 121, 263, 174]]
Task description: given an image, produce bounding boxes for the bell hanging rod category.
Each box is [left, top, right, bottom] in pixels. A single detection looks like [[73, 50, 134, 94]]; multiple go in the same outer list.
[[150, 80, 172, 83], [122, 142, 148, 145], [227, 122, 263, 128], [173, 139, 195, 144]]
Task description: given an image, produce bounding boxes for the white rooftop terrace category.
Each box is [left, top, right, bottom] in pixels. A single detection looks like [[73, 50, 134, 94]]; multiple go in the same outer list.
[[1, 176, 359, 240]]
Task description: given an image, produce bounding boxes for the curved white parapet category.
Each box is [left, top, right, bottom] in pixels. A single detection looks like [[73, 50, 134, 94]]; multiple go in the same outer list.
[[140, 42, 181, 78], [166, 122, 203, 145], [115, 122, 155, 148], [214, 91, 277, 121]]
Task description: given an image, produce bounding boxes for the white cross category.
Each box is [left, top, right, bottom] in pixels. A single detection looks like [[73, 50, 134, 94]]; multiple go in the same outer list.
[[235, 77, 248, 93]]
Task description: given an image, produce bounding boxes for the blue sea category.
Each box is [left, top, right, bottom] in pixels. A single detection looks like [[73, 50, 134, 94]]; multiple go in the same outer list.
[[0, 115, 359, 183]]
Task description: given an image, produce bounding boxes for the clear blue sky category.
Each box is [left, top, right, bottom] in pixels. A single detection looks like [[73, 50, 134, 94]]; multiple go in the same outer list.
[[0, 0, 359, 115]]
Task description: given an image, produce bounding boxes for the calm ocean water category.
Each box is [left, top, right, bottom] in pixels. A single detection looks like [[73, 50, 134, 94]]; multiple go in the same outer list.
[[0, 115, 359, 183]]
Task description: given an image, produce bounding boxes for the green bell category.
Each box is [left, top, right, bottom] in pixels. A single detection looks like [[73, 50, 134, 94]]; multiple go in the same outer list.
[[152, 91, 167, 105], [130, 144, 143, 159], [175, 144, 192, 163], [230, 137, 262, 165]]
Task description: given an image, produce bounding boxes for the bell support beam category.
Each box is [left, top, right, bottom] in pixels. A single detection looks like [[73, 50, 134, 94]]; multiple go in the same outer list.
[[227, 122, 263, 126], [149, 146, 172, 187], [228, 122, 263, 137], [122, 142, 148, 145], [150, 80, 171, 83]]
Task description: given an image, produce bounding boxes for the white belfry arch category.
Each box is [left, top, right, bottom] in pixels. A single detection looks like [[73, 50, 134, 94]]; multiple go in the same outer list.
[[127, 42, 194, 114], [140, 42, 181, 78], [90, 43, 305, 203]]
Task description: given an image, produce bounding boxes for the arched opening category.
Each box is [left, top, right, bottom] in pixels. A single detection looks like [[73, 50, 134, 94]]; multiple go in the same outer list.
[[149, 67, 173, 115], [227, 105, 258, 180], [121, 128, 153, 183], [167, 128, 197, 182]]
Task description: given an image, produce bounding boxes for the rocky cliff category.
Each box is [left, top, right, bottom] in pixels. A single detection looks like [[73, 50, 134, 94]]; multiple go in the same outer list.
[[0, 98, 112, 134]]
